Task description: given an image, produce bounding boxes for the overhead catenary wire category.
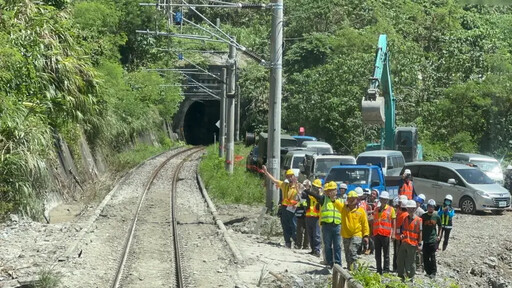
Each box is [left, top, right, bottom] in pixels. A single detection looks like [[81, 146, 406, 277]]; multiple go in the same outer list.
[[155, 47, 223, 80], [177, 0, 266, 64], [149, 69, 220, 99], [181, 73, 221, 99], [141, 1, 267, 65], [207, 0, 236, 5]]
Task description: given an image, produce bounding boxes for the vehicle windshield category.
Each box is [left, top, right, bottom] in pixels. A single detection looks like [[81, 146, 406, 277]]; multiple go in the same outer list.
[[456, 168, 495, 184], [292, 156, 304, 169], [470, 160, 502, 174], [326, 168, 369, 185], [356, 156, 386, 168], [315, 159, 343, 175]]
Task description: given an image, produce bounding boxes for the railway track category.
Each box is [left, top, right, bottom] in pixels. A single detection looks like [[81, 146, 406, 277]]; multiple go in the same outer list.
[[112, 146, 203, 288]]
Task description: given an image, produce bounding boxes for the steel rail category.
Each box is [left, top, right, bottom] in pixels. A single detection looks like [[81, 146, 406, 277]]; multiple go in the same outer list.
[[111, 146, 202, 288], [170, 148, 202, 288]]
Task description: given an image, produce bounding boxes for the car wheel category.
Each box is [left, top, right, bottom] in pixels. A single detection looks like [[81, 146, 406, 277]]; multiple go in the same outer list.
[[492, 210, 505, 215], [460, 196, 476, 214]]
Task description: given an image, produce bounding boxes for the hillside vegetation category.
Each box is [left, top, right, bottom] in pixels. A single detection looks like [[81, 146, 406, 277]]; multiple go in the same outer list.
[[226, 0, 512, 161], [1, 0, 512, 216]]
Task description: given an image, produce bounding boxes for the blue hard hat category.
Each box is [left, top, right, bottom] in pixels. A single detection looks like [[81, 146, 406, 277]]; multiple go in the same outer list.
[[414, 196, 424, 204]]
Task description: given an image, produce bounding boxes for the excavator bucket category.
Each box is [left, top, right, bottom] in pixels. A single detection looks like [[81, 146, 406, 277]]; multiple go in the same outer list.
[[361, 88, 385, 126]]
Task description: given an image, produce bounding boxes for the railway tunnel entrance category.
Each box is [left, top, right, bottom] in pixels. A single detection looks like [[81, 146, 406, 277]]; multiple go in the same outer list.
[[183, 100, 220, 145]]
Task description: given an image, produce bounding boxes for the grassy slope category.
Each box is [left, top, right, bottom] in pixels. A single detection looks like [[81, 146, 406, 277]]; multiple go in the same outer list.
[[199, 144, 264, 205]]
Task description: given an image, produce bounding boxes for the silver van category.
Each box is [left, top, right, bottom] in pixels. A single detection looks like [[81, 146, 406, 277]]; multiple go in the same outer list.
[[356, 150, 405, 176], [403, 162, 511, 214], [299, 153, 356, 181], [301, 141, 334, 154], [452, 153, 504, 186]]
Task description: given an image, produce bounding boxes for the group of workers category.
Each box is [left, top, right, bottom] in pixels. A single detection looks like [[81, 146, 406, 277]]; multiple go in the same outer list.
[[262, 166, 455, 281]]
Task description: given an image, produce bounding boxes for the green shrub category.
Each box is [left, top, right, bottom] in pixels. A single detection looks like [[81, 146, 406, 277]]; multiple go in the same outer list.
[[351, 263, 459, 288], [199, 144, 264, 204]]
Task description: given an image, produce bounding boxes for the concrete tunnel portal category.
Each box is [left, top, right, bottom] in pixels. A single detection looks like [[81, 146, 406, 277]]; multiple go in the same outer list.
[[183, 100, 220, 145]]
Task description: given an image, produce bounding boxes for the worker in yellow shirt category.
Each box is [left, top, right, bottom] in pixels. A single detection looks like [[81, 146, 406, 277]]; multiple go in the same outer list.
[[336, 191, 370, 271], [262, 165, 299, 248]]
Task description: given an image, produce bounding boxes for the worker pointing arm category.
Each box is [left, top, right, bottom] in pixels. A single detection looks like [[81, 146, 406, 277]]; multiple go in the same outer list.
[[262, 165, 280, 186]]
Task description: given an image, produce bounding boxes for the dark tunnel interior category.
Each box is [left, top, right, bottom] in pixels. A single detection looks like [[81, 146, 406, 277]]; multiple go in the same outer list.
[[183, 100, 220, 145]]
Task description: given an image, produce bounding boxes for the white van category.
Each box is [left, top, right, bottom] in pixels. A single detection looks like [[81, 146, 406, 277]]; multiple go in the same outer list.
[[281, 150, 307, 177], [299, 153, 356, 181], [452, 153, 504, 186], [301, 141, 333, 154], [356, 150, 405, 176]]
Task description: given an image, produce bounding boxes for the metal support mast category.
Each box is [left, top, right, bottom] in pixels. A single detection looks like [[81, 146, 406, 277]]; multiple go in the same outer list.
[[235, 84, 241, 142], [226, 38, 237, 174], [219, 68, 227, 157], [266, 0, 283, 211]]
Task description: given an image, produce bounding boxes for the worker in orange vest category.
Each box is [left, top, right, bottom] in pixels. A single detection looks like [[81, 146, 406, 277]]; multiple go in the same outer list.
[[397, 200, 423, 281], [262, 165, 299, 248], [372, 191, 396, 274], [393, 195, 409, 272], [399, 169, 416, 200]]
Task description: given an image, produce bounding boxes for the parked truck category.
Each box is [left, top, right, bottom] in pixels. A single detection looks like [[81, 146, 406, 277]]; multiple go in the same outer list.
[[255, 132, 298, 170]]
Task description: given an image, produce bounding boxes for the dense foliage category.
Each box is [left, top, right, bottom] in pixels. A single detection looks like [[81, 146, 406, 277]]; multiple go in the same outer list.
[[222, 0, 512, 162], [0, 0, 182, 217]]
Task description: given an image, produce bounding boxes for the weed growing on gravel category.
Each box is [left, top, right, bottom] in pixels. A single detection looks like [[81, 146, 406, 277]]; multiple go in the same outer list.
[[36, 269, 61, 288], [199, 144, 264, 204]]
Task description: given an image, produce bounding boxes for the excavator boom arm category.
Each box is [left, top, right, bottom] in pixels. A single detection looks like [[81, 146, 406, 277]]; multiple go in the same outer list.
[[361, 34, 396, 149]]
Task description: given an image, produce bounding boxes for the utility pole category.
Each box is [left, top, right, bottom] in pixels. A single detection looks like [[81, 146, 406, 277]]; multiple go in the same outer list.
[[226, 38, 237, 174], [266, 0, 284, 211], [217, 18, 226, 158], [219, 68, 227, 157]]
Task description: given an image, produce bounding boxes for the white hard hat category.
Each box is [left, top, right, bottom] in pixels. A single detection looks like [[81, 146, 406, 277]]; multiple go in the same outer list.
[[418, 194, 426, 201], [427, 199, 436, 206], [379, 191, 390, 199], [393, 197, 400, 206], [355, 187, 364, 197], [445, 194, 453, 201], [303, 179, 311, 186], [407, 200, 417, 208], [401, 200, 408, 208], [399, 195, 408, 203], [363, 188, 371, 195], [339, 183, 348, 189], [403, 169, 411, 176]]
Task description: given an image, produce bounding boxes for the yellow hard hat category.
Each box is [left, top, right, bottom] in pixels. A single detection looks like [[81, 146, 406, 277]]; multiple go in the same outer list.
[[285, 169, 294, 176], [312, 179, 322, 188], [324, 181, 337, 191], [347, 190, 358, 198]]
